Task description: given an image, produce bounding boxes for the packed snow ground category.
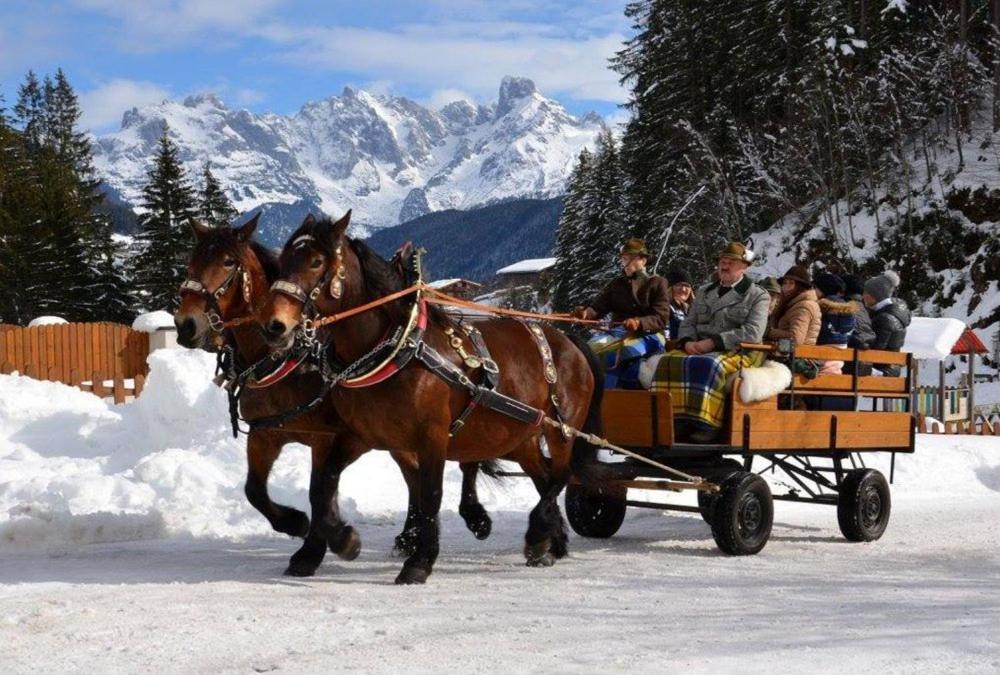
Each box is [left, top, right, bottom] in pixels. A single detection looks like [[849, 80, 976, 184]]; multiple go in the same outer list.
[[1, 351, 998, 672]]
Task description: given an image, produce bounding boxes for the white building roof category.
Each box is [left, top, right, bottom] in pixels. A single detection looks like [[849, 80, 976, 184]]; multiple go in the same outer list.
[[496, 257, 557, 275]]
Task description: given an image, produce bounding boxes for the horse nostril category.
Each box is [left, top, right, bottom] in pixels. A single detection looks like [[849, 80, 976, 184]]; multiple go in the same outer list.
[[176, 318, 195, 340], [267, 319, 286, 337]]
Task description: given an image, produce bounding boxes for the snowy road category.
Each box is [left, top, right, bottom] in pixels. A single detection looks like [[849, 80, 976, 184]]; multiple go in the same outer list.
[[2, 492, 998, 673]]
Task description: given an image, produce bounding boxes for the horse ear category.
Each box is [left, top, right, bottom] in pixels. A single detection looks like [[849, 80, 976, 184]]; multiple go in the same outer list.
[[331, 210, 351, 240], [302, 213, 316, 227], [235, 212, 260, 242], [190, 219, 211, 239]]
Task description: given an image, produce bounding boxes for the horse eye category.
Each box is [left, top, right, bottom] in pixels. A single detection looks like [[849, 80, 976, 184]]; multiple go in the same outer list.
[[223, 258, 237, 268], [309, 256, 324, 270]]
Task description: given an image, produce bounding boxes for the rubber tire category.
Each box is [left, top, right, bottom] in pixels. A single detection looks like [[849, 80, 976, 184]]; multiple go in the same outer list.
[[710, 472, 773, 555], [565, 483, 627, 539], [837, 469, 891, 542], [697, 459, 744, 524]]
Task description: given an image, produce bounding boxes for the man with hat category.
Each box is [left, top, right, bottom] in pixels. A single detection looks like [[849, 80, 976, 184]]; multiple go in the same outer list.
[[572, 237, 671, 388], [648, 241, 770, 442], [573, 238, 671, 332], [676, 241, 770, 353]]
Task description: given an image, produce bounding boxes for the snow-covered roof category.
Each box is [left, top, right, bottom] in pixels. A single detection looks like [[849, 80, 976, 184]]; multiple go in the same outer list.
[[496, 257, 556, 275], [28, 316, 67, 327], [132, 311, 176, 333], [428, 278, 481, 289], [902, 317, 967, 360]]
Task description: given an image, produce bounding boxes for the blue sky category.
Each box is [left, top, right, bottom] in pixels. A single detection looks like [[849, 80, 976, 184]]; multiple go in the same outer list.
[[0, 0, 632, 134]]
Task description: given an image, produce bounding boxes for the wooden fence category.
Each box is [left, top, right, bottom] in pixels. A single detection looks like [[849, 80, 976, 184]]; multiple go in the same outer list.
[[0, 322, 150, 403]]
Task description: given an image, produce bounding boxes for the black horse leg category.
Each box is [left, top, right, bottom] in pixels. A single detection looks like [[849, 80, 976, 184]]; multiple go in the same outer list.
[[309, 443, 362, 561], [390, 451, 421, 556], [457, 462, 492, 540], [284, 451, 333, 576], [245, 432, 309, 538], [395, 448, 446, 585]]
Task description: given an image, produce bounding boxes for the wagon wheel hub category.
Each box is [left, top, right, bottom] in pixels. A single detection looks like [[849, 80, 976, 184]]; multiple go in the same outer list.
[[738, 493, 763, 536], [861, 485, 883, 528]]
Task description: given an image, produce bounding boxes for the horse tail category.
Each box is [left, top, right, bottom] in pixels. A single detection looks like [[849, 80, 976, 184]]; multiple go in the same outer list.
[[564, 332, 605, 478], [477, 459, 509, 484]]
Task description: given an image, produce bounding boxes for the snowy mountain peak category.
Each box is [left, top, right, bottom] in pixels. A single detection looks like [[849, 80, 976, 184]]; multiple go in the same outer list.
[[497, 76, 539, 117], [93, 77, 604, 242]]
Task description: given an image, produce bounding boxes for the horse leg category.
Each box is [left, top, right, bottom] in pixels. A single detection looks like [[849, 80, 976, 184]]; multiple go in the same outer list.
[[395, 439, 447, 585], [520, 433, 571, 567], [389, 450, 420, 556], [458, 462, 492, 540], [310, 436, 364, 561], [245, 431, 309, 538]]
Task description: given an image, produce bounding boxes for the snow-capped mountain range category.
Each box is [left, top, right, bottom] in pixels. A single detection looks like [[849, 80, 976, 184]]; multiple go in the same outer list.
[[93, 76, 603, 237]]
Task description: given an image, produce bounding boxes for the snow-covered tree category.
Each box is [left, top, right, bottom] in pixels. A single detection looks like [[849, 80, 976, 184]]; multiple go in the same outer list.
[[198, 162, 238, 228]]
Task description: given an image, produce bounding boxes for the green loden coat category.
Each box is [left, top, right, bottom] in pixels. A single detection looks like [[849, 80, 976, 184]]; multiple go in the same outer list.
[[677, 275, 770, 351]]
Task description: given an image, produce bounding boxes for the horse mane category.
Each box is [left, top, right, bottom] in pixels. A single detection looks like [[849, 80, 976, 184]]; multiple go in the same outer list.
[[348, 237, 450, 326], [248, 240, 280, 283]]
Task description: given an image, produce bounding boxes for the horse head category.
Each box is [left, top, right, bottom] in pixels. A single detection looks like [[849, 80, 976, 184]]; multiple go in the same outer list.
[[173, 213, 268, 350]]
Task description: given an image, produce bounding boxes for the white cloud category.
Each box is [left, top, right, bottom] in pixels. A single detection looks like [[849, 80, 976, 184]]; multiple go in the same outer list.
[[79, 79, 171, 132], [259, 23, 627, 104], [426, 88, 475, 110]]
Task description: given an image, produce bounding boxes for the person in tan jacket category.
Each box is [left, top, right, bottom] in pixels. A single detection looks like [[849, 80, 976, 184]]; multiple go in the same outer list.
[[768, 264, 820, 346]]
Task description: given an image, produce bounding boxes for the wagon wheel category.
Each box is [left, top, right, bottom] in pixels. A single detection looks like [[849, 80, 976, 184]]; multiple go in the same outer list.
[[837, 469, 891, 542], [697, 458, 744, 524], [710, 472, 773, 555], [565, 483, 627, 539]]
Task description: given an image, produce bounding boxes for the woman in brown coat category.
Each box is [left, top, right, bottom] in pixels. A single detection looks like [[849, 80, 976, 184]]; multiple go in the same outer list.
[[768, 265, 821, 346]]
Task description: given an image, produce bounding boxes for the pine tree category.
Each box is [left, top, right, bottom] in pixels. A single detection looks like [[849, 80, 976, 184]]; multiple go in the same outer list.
[[551, 148, 593, 311], [198, 162, 238, 227], [132, 125, 199, 312], [576, 127, 627, 299], [13, 71, 46, 152]]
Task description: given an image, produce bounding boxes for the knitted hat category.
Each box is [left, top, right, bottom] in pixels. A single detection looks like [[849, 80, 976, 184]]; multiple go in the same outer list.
[[864, 271, 901, 303], [778, 264, 812, 287], [667, 268, 692, 286], [814, 272, 846, 297], [620, 238, 649, 257], [842, 274, 864, 297], [758, 276, 781, 295], [718, 241, 754, 265]]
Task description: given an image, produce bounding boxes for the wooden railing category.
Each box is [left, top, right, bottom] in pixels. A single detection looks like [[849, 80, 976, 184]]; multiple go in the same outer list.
[[0, 322, 150, 403]]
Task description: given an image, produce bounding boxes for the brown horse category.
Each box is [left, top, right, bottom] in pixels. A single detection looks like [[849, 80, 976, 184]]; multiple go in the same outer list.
[[172, 215, 494, 577], [261, 211, 602, 584]]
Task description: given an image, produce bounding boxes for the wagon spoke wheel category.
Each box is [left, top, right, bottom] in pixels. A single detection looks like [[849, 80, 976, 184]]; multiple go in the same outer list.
[[710, 472, 773, 555], [837, 469, 891, 542], [565, 482, 627, 539]]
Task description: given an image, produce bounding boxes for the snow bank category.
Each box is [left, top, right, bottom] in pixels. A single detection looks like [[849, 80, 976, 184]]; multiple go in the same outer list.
[[902, 316, 967, 359], [27, 316, 67, 327], [132, 310, 175, 332], [0, 349, 536, 551]]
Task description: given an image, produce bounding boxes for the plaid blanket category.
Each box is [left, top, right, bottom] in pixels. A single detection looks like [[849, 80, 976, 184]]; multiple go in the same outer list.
[[650, 350, 764, 429], [588, 328, 668, 390]]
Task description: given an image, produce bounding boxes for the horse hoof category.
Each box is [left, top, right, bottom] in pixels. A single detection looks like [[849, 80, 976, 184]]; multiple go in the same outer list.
[[460, 506, 493, 540], [394, 565, 430, 585], [283, 561, 318, 577], [550, 536, 569, 559], [526, 552, 556, 568], [275, 511, 310, 539], [329, 526, 362, 561]]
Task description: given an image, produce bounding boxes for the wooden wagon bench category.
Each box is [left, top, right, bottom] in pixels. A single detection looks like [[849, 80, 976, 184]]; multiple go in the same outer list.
[[566, 343, 916, 556]]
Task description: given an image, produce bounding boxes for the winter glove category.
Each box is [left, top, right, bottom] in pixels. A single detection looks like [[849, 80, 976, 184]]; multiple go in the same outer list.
[[623, 318, 641, 331]]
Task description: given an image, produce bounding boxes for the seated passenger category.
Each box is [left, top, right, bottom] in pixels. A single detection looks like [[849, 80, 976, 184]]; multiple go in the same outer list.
[[666, 269, 694, 340], [758, 276, 782, 320], [843, 273, 875, 349], [767, 265, 820, 346], [650, 241, 770, 443], [809, 273, 859, 411], [863, 271, 910, 377], [572, 238, 670, 389]]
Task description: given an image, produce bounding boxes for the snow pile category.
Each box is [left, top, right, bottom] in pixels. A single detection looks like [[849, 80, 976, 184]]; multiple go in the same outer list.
[[132, 310, 175, 332], [902, 316, 967, 359], [0, 349, 536, 551], [27, 316, 67, 327]]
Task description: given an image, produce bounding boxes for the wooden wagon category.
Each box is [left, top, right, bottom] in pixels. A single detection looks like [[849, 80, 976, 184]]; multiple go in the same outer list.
[[565, 343, 916, 555]]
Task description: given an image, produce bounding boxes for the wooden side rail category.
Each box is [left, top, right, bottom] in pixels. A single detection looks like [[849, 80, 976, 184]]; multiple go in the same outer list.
[[739, 342, 909, 367], [601, 390, 674, 448]]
